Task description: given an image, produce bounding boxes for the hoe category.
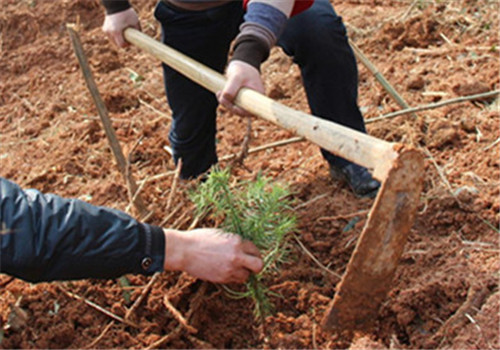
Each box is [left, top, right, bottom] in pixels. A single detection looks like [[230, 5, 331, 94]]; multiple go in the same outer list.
[[123, 28, 425, 331]]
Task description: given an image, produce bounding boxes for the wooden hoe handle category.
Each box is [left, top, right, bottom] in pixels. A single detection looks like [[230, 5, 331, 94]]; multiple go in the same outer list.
[[123, 28, 398, 181]]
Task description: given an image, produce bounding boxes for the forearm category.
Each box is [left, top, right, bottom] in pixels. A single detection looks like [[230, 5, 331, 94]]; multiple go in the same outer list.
[[233, 0, 314, 69], [0, 177, 164, 283]]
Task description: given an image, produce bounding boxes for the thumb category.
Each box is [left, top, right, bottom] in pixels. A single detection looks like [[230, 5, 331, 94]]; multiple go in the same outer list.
[[219, 77, 241, 106], [113, 32, 128, 48], [238, 253, 264, 274]]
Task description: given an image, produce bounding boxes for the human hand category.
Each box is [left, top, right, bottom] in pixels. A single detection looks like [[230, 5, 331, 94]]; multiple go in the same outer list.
[[163, 228, 263, 284], [217, 60, 265, 116], [102, 8, 141, 48]]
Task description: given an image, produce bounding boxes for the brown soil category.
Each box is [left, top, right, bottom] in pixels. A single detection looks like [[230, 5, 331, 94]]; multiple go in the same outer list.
[[1, 0, 498, 349]]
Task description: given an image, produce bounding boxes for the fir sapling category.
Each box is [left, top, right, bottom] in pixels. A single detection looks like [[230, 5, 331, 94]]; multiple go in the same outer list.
[[190, 167, 296, 322]]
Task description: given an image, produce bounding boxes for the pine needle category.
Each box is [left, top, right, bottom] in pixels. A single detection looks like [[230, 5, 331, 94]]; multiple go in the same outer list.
[[190, 167, 296, 322]]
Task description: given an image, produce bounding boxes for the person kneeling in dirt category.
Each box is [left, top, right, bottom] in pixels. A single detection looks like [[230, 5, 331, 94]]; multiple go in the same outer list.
[[101, 0, 381, 198], [0, 177, 262, 284]]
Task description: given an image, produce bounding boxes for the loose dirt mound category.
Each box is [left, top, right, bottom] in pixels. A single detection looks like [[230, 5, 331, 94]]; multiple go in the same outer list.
[[1, 0, 498, 349]]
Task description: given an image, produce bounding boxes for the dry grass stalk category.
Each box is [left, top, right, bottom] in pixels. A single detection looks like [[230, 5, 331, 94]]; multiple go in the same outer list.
[[145, 325, 183, 350], [139, 98, 171, 121], [163, 145, 173, 157], [483, 137, 500, 151], [174, 212, 194, 229], [186, 334, 215, 349], [312, 322, 319, 350], [349, 39, 414, 114], [187, 214, 201, 230], [424, 148, 499, 236], [125, 272, 161, 321], [166, 159, 183, 212], [138, 170, 176, 186], [67, 24, 148, 216], [145, 283, 208, 349], [293, 193, 329, 211], [317, 209, 369, 222], [163, 295, 198, 334], [160, 201, 184, 227], [171, 205, 194, 229], [293, 233, 342, 280], [232, 116, 252, 166], [139, 209, 155, 223], [128, 180, 147, 212], [367, 90, 500, 124], [125, 136, 145, 214], [60, 287, 139, 328], [84, 320, 114, 349], [428, 282, 494, 348], [220, 136, 305, 161], [423, 148, 454, 194], [399, 0, 419, 21]]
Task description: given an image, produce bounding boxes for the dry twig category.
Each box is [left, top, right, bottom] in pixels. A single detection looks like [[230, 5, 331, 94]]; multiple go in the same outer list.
[[187, 213, 202, 230], [84, 321, 114, 349], [145, 325, 183, 350], [294, 193, 329, 211], [350, 39, 414, 113], [187, 335, 215, 349], [166, 159, 183, 212], [423, 148, 454, 193], [160, 201, 184, 227], [139, 98, 171, 121], [231, 116, 252, 166], [125, 272, 161, 321], [171, 205, 195, 229], [138, 170, 176, 186], [428, 282, 494, 348], [67, 24, 148, 216], [367, 90, 500, 124], [293, 233, 342, 280], [220, 136, 305, 161], [163, 295, 198, 334], [317, 209, 369, 222], [125, 136, 145, 214], [399, 0, 419, 21], [483, 137, 500, 151], [312, 322, 319, 350], [145, 282, 208, 349], [60, 286, 139, 328], [163, 145, 173, 157]]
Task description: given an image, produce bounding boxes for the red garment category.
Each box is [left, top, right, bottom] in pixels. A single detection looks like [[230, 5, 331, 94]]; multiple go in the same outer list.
[[243, 0, 314, 16]]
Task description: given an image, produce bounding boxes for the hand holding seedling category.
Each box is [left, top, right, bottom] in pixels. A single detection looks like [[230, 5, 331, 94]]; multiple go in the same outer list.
[[191, 168, 296, 323], [163, 228, 263, 284]]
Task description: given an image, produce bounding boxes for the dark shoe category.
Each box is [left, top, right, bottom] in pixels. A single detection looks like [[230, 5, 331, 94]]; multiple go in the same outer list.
[[329, 163, 381, 198]]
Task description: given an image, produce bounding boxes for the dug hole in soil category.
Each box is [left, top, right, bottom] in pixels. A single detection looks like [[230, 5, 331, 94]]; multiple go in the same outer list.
[[0, 0, 499, 348]]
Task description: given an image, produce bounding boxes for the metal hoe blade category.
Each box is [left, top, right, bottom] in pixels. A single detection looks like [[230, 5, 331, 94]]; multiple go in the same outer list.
[[322, 147, 425, 331]]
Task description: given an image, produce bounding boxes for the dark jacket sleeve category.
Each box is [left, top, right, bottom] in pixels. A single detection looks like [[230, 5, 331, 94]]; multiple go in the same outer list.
[[101, 0, 132, 14], [0, 177, 164, 283]]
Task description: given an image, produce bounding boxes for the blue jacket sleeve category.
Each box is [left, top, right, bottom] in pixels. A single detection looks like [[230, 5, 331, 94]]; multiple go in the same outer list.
[[0, 177, 165, 283]]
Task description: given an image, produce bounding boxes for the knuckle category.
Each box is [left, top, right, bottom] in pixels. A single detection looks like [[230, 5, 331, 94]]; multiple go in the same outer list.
[[229, 252, 238, 264]]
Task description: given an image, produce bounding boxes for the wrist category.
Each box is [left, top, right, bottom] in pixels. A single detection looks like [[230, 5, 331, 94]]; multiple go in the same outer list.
[[231, 35, 269, 71], [162, 228, 186, 272]]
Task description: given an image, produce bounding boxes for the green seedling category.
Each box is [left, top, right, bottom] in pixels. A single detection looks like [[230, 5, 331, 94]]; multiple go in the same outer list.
[[126, 68, 145, 84], [190, 167, 296, 324]]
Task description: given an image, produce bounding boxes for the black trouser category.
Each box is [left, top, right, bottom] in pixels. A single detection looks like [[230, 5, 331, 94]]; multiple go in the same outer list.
[[154, 0, 366, 178]]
